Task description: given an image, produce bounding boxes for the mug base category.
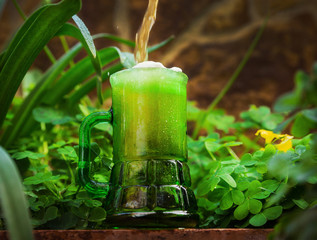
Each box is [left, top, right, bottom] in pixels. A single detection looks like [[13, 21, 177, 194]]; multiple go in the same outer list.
[[105, 210, 199, 228]]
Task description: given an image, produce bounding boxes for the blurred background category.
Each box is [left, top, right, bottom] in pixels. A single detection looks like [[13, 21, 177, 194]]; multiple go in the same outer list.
[[1, 0, 317, 116]]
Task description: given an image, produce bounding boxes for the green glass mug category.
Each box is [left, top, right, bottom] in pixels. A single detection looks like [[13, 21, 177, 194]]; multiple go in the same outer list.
[[78, 67, 198, 227]]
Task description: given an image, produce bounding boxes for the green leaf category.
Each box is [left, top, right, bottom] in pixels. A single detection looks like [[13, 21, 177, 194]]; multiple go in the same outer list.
[[234, 165, 246, 174], [205, 140, 222, 153], [72, 15, 96, 58], [208, 161, 221, 175], [295, 145, 306, 155], [220, 174, 237, 188], [222, 141, 243, 148], [231, 190, 245, 205], [71, 205, 89, 219], [12, 151, 45, 160], [210, 176, 220, 192], [57, 146, 78, 159], [83, 199, 103, 208], [237, 180, 250, 191], [197, 198, 218, 211], [249, 199, 262, 214], [302, 108, 317, 122], [0, 147, 34, 240], [218, 166, 235, 175], [43, 206, 59, 222], [292, 199, 309, 209], [262, 144, 276, 159], [291, 113, 316, 137], [253, 180, 279, 199], [111, 47, 136, 68], [71, 15, 103, 104], [263, 206, 283, 220], [249, 213, 267, 227], [261, 180, 280, 192], [92, 33, 135, 47], [234, 200, 249, 220], [240, 153, 256, 166], [147, 36, 174, 53], [256, 162, 267, 174], [197, 178, 212, 196], [88, 207, 107, 222], [0, 0, 81, 128], [23, 172, 60, 185], [246, 180, 261, 197], [49, 141, 67, 149], [33, 107, 73, 124], [220, 191, 233, 210]]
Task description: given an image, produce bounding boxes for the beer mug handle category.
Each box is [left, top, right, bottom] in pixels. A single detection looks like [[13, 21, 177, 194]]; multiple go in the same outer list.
[[78, 110, 113, 198]]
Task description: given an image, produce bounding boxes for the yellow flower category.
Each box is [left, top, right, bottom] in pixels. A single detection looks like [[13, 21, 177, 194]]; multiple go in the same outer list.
[[275, 135, 294, 152], [255, 129, 293, 152]]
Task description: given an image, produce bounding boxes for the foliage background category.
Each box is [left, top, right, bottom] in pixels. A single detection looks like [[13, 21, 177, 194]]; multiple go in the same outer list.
[[0, 0, 316, 239]]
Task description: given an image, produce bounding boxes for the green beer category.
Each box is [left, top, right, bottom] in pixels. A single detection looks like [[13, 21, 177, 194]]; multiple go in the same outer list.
[[78, 66, 198, 227], [111, 68, 187, 162]]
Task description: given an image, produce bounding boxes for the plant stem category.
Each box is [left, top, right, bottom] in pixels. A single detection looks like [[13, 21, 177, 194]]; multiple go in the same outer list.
[[59, 36, 75, 67], [192, 17, 268, 139], [11, 0, 57, 64], [43, 46, 56, 64], [208, 151, 217, 161], [11, 0, 26, 20], [62, 153, 76, 184], [40, 122, 48, 154], [226, 146, 240, 160]]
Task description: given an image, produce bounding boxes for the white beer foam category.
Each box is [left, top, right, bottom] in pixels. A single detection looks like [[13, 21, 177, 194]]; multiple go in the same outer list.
[[133, 61, 182, 72]]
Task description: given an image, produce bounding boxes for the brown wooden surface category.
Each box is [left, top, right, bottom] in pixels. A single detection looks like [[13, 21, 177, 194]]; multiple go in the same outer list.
[[0, 229, 273, 240]]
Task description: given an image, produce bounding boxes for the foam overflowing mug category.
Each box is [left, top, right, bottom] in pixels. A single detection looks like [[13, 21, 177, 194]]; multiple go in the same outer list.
[[78, 62, 198, 227]]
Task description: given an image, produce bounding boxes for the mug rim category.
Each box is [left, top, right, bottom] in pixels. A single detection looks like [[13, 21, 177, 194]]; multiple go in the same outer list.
[[110, 67, 188, 85]]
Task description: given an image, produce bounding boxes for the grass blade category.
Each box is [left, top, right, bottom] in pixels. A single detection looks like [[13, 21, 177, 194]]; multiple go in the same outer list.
[[147, 36, 174, 52], [56, 24, 135, 47], [0, 147, 34, 240], [0, 0, 81, 129], [93, 33, 135, 47]]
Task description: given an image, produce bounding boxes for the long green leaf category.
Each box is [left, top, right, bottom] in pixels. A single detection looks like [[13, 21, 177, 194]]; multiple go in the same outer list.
[[0, 147, 34, 240], [56, 24, 135, 47], [0, 0, 81, 129], [94, 33, 135, 47], [72, 15, 104, 104], [1, 44, 82, 147], [72, 15, 97, 58]]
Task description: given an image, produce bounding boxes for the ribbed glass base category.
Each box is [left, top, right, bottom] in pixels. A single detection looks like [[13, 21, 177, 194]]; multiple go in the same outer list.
[[106, 211, 199, 228], [104, 159, 198, 227]]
